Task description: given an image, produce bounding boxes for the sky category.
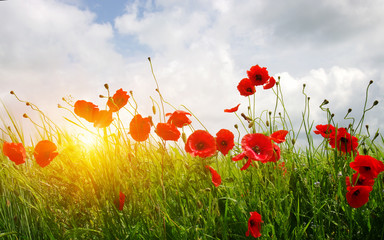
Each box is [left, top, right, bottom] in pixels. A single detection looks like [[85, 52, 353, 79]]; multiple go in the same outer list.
[[1, 0, 383, 145]]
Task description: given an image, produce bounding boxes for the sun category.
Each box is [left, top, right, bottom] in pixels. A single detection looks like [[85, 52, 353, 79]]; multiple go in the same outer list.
[[76, 131, 99, 149]]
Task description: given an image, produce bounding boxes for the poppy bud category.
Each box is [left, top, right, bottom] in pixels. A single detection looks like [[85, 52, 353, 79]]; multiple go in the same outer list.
[[152, 105, 156, 115], [22, 113, 28, 118], [369, 80, 373, 85], [266, 120, 269, 127], [248, 121, 254, 128], [303, 83, 306, 89], [291, 139, 296, 145], [331, 113, 335, 118], [269, 111, 272, 116], [234, 124, 238, 129], [129, 90, 133, 96], [205, 188, 211, 192], [182, 132, 187, 143], [10, 91, 14, 95], [373, 132, 379, 141], [26, 102, 30, 106], [99, 95, 106, 98], [322, 99, 329, 105], [373, 100, 379, 106], [104, 84, 109, 90], [348, 108, 352, 113], [148, 57, 151, 61], [307, 97, 310, 101], [58, 104, 62, 108]]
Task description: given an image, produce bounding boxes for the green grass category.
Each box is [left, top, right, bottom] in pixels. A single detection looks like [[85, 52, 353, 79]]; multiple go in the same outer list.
[[1, 71, 384, 239]]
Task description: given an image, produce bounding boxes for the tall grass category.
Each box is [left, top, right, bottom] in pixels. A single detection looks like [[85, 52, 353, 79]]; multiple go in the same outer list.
[[1, 63, 383, 240]]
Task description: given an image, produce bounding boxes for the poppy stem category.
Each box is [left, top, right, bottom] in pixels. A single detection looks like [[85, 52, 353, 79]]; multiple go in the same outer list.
[[148, 57, 166, 123]]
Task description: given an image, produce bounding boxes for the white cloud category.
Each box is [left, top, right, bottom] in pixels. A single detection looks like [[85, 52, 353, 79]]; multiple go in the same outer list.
[[0, 0, 383, 144]]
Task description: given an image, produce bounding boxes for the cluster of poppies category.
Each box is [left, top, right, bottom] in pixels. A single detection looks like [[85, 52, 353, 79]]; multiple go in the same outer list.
[[2, 140, 58, 168], [314, 124, 384, 208], [237, 65, 276, 96], [74, 88, 129, 128]]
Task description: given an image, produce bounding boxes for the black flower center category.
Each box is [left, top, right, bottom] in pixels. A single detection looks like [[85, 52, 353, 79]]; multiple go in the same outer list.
[[221, 140, 227, 146], [363, 166, 371, 171], [353, 190, 360, 196], [246, 88, 253, 93], [250, 219, 255, 226], [196, 142, 205, 150], [252, 146, 261, 154], [340, 137, 349, 143], [255, 74, 262, 81]]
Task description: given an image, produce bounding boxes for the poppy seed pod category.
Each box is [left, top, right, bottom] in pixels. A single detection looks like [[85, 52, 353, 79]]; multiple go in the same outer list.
[[104, 84, 109, 90]]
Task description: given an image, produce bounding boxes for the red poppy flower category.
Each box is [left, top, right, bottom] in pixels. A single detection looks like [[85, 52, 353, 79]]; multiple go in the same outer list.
[[166, 110, 192, 128], [93, 110, 113, 128], [263, 144, 281, 163], [346, 185, 373, 208], [263, 76, 276, 89], [34, 140, 59, 168], [232, 133, 274, 170], [205, 166, 221, 187], [2, 142, 26, 165], [224, 104, 240, 113], [329, 128, 358, 153], [350, 155, 384, 179], [247, 65, 270, 86], [185, 130, 217, 158], [314, 124, 335, 138], [269, 130, 288, 143], [74, 100, 99, 123], [216, 129, 235, 156], [346, 172, 375, 187], [129, 114, 152, 142], [155, 122, 180, 141], [107, 88, 129, 112], [118, 191, 125, 211], [237, 78, 256, 97], [246, 211, 263, 238]]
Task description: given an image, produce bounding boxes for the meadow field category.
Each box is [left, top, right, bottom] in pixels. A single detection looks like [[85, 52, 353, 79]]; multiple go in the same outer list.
[[1, 62, 384, 239]]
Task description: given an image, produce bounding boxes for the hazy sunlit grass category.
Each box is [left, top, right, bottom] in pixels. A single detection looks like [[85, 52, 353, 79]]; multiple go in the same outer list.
[[1, 62, 383, 240]]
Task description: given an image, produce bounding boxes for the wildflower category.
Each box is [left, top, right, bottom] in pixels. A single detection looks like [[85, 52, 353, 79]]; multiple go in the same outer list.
[[247, 65, 270, 86], [224, 104, 240, 113], [205, 166, 221, 187], [346, 185, 373, 208], [237, 78, 256, 96], [93, 110, 113, 128], [166, 110, 192, 128], [129, 114, 152, 142], [34, 140, 59, 168], [269, 130, 288, 143], [246, 211, 263, 238], [314, 124, 335, 138], [350, 155, 384, 179], [329, 128, 358, 153], [74, 100, 99, 123], [118, 191, 125, 211], [185, 130, 217, 158], [216, 129, 235, 156], [107, 88, 129, 112], [263, 76, 276, 89], [155, 122, 180, 141], [265, 144, 281, 163], [346, 172, 375, 187], [2, 142, 26, 165], [232, 133, 274, 170]]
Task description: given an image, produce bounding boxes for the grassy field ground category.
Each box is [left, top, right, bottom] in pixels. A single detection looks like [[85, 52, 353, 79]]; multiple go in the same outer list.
[[1, 64, 384, 239]]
